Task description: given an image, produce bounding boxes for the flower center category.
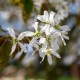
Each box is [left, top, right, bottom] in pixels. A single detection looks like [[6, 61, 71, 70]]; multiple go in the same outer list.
[[13, 38, 18, 44], [46, 36, 51, 42], [55, 24, 60, 29], [46, 49, 51, 55], [46, 20, 50, 24], [35, 31, 40, 37]]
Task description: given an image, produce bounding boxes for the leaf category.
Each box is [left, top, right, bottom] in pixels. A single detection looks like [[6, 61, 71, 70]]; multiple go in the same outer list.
[[22, 0, 33, 21], [22, 0, 33, 14], [0, 40, 11, 69]]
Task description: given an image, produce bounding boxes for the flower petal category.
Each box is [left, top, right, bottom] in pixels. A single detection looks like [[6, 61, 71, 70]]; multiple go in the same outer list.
[[39, 37, 46, 44], [29, 37, 37, 47], [39, 51, 45, 58], [60, 25, 70, 31], [24, 31, 35, 37], [44, 24, 50, 35], [37, 15, 44, 22], [18, 32, 27, 40], [49, 11, 55, 23], [10, 44, 16, 55], [18, 42, 27, 53], [61, 36, 66, 46], [63, 35, 69, 40], [52, 31, 61, 38], [33, 22, 39, 31], [52, 51, 61, 58], [7, 27, 16, 38], [40, 57, 45, 63], [47, 54, 53, 65], [15, 50, 23, 59], [51, 39, 59, 50], [43, 10, 49, 20]]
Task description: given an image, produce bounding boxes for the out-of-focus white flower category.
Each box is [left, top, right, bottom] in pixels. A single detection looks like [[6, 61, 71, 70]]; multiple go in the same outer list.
[[0, 7, 26, 32], [58, 25, 70, 46], [14, 43, 27, 59], [49, 0, 69, 19], [7, 27, 30, 55], [63, 55, 76, 65], [37, 11, 55, 25], [33, 0, 45, 12], [39, 47, 61, 65]]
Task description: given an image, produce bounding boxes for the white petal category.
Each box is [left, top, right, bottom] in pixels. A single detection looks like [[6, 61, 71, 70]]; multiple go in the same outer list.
[[33, 22, 39, 31], [37, 15, 44, 22], [52, 51, 61, 58], [52, 31, 61, 38], [61, 36, 66, 46], [15, 50, 23, 59], [47, 54, 53, 65], [45, 24, 50, 35], [29, 37, 37, 47], [10, 44, 16, 55], [60, 25, 70, 31], [49, 11, 55, 23], [51, 40, 59, 50], [41, 26, 47, 32], [50, 27, 56, 34], [18, 42, 27, 53], [18, 42, 23, 49], [39, 51, 45, 58], [18, 32, 27, 40], [62, 31, 68, 35], [39, 37, 46, 44], [54, 14, 61, 24], [43, 11, 49, 20], [7, 27, 16, 38], [24, 31, 35, 37], [40, 57, 45, 63], [63, 35, 69, 40]]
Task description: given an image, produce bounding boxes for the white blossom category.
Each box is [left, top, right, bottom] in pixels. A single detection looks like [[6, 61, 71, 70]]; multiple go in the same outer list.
[[57, 25, 70, 46], [49, 0, 69, 19], [14, 43, 27, 59], [7, 27, 28, 55], [6, 8, 70, 65], [25, 22, 43, 49], [37, 11, 55, 25], [33, 0, 45, 12], [39, 47, 61, 65]]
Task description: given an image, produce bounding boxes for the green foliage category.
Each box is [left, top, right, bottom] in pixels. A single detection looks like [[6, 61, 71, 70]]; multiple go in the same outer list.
[[0, 40, 11, 69], [58, 76, 73, 80], [22, 0, 33, 14]]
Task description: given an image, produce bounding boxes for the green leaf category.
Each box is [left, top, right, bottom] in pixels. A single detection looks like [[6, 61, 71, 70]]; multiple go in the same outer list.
[[0, 40, 11, 69], [22, 0, 33, 14]]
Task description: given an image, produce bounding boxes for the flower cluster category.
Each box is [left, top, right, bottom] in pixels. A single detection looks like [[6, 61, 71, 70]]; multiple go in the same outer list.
[[49, 0, 69, 20], [7, 10, 70, 65]]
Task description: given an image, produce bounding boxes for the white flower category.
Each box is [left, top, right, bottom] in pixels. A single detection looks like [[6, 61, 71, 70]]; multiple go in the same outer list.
[[25, 22, 43, 49], [33, 0, 45, 12], [14, 43, 27, 59], [7, 27, 29, 55], [41, 24, 55, 36], [39, 47, 61, 65], [39, 27, 61, 50], [58, 25, 70, 46], [37, 11, 55, 25], [25, 22, 43, 37], [49, 0, 69, 20]]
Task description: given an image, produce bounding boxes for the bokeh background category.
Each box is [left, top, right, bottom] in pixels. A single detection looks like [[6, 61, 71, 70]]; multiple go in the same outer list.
[[0, 0, 80, 80]]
